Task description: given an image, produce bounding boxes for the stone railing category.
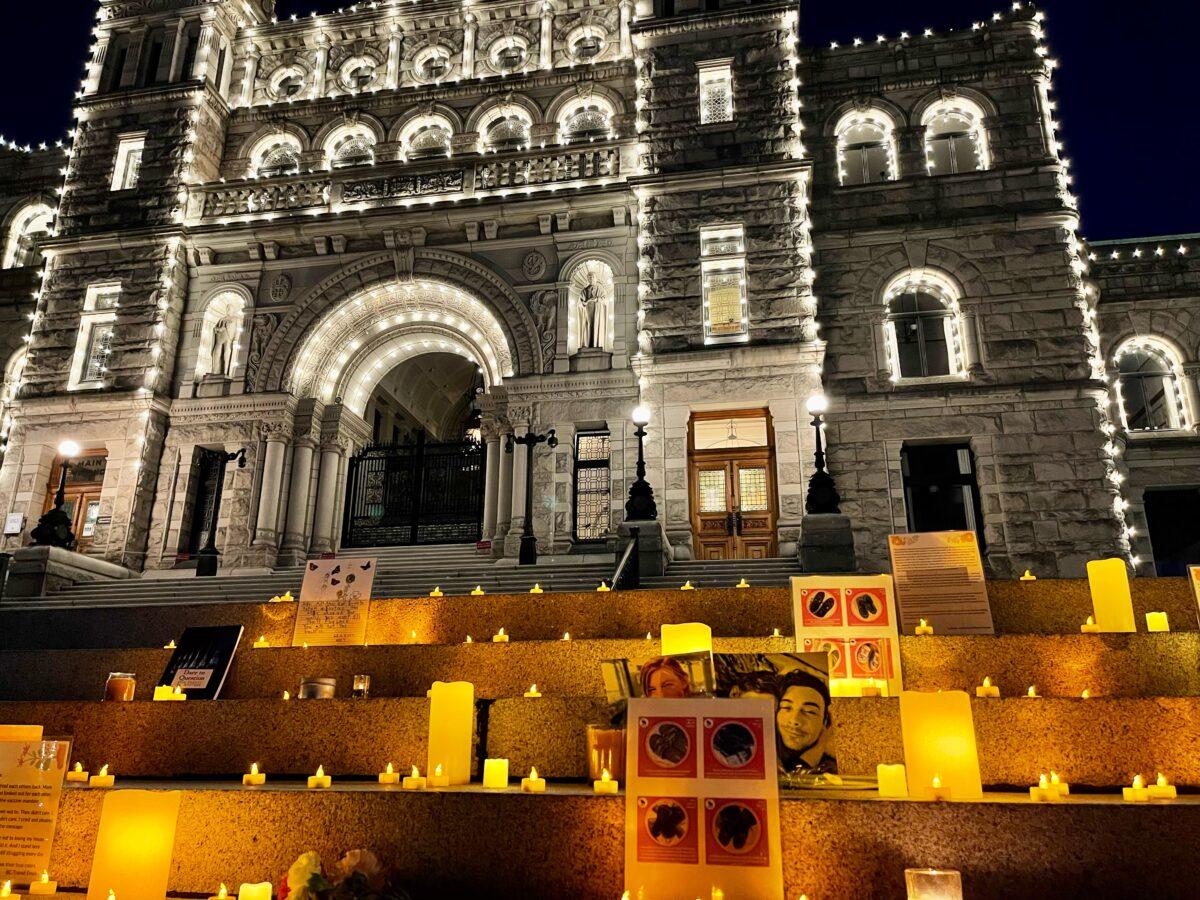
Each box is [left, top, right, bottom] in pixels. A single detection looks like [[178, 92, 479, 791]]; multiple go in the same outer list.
[[199, 177, 332, 219], [476, 146, 621, 191]]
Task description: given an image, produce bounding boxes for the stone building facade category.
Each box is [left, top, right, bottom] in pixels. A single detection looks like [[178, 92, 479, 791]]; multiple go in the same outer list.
[[0, 0, 1188, 579]]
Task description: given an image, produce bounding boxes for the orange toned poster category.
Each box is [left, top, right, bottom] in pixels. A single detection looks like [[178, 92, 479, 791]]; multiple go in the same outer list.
[[635, 796, 699, 864], [0, 739, 68, 882], [887, 531, 994, 634], [702, 717, 766, 780], [291, 557, 376, 646]]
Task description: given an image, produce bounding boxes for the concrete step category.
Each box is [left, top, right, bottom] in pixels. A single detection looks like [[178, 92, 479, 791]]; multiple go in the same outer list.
[[41, 783, 1200, 899]]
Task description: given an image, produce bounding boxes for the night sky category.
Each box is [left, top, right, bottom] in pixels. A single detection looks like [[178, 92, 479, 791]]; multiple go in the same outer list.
[[1, 0, 1194, 240]]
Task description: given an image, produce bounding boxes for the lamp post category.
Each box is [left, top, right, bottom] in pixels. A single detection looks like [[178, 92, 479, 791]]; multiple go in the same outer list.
[[625, 404, 658, 521], [804, 394, 841, 515], [196, 447, 247, 577], [30, 439, 82, 550], [506, 428, 558, 565]]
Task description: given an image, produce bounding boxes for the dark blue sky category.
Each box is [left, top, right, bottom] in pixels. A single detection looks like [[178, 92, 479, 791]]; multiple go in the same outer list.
[[1, 0, 1194, 240]]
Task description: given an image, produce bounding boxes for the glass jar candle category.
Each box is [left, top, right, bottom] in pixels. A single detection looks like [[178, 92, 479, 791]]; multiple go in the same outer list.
[[352, 674, 371, 699], [104, 672, 137, 702], [586, 725, 626, 781], [298, 677, 337, 699]]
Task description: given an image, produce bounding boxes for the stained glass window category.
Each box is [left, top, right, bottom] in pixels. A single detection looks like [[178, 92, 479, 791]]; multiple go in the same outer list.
[[574, 433, 611, 540]]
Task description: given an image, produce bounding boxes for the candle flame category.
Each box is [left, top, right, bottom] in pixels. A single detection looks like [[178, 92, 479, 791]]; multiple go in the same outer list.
[[315, 766, 324, 777], [529, 684, 538, 693], [982, 676, 992, 688], [1085, 616, 1095, 626], [601, 768, 611, 782], [772, 627, 781, 637], [218, 885, 228, 899], [1, 881, 11, 897], [250, 762, 259, 775], [497, 627, 506, 636], [99, 764, 109, 776], [1133, 774, 1144, 789], [645, 631, 652, 640], [73, 762, 83, 773], [1157, 773, 1168, 787], [108, 891, 117, 900], [1038, 773, 1049, 788], [410, 765, 419, 778], [283, 690, 290, 700], [1050, 772, 1061, 784], [40, 872, 49, 883], [1081, 689, 1091, 699], [562, 631, 571, 640], [410, 630, 417, 639], [435, 763, 444, 776], [530, 767, 539, 779], [1027, 685, 1037, 697], [165, 639, 176, 649], [931, 774, 942, 789], [919, 618, 928, 627]]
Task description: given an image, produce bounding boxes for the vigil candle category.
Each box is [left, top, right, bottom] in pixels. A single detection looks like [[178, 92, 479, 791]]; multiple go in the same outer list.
[[520, 766, 546, 793], [736, 578, 750, 589], [1086, 558, 1136, 632], [974, 677, 1000, 699], [307, 766, 331, 789], [428, 763, 450, 788], [378, 762, 400, 785], [1123, 774, 1149, 802], [1020, 570, 1036, 582], [593, 768, 619, 794], [680, 581, 695, 591], [253, 635, 270, 648], [562, 632, 571, 641], [1080, 689, 1091, 699], [914, 619, 934, 636], [1029, 773, 1061, 803], [482, 758, 509, 789], [523, 684, 542, 698], [597, 581, 610, 592], [492, 628, 509, 643], [861, 678, 883, 698], [28, 871, 56, 895], [1148, 773, 1178, 800], [429, 586, 443, 597], [660, 622, 712, 656], [427, 681, 474, 786], [899, 690, 982, 800], [1080, 616, 1101, 634], [242, 762, 266, 786], [530, 583, 543, 594], [152, 685, 187, 702], [876, 763, 908, 798], [164, 639, 177, 649], [1026, 685, 1039, 698], [471, 586, 485, 596], [66, 762, 89, 782], [209, 884, 230, 900], [771, 627, 782, 638], [401, 766, 426, 790], [89, 764, 115, 788], [1049, 771, 1070, 797], [1146, 612, 1170, 633], [0, 880, 18, 899], [465, 636, 473, 644], [237, 884, 272, 900]]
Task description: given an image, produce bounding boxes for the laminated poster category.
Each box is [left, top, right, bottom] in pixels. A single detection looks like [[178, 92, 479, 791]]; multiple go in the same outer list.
[[292, 556, 376, 646], [624, 697, 783, 900], [887, 531, 995, 635], [0, 739, 69, 882]]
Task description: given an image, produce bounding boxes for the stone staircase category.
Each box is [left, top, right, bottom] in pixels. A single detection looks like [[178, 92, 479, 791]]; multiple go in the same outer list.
[[648, 555, 803, 589]]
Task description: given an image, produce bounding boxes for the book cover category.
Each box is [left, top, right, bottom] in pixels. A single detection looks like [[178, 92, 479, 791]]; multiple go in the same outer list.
[[158, 625, 244, 700]]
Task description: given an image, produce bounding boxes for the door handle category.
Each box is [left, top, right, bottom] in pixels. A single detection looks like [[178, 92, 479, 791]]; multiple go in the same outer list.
[[725, 511, 735, 536], [733, 508, 743, 536]]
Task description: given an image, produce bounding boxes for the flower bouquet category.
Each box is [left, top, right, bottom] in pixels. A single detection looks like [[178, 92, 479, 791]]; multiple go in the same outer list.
[[279, 849, 414, 900]]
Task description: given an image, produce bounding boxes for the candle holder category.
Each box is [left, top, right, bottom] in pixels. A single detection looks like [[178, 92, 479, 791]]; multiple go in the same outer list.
[[586, 725, 626, 782], [104, 672, 137, 702], [904, 868, 962, 900], [352, 675, 371, 699], [299, 677, 337, 699]]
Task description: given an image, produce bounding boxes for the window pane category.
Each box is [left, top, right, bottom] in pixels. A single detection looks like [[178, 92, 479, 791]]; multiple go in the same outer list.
[[863, 144, 890, 183], [698, 469, 727, 513], [84, 323, 114, 382], [705, 270, 744, 336], [1124, 374, 1173, 430], [921, 316, 951, 376], [927, 136, 953, 174], [894, 316, 924, 378], [841, 147, 867, 186], [574, 434, 611, 540], [699, 67, 732, 124], [737, 466, 768, 512], [951, 134, 981, 173]]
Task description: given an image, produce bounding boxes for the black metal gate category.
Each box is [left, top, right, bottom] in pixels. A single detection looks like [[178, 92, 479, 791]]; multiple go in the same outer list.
[[342, 435, 485, 547]]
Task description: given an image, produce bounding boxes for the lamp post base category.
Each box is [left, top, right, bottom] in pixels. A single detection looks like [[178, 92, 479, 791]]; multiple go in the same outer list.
[[518, 532, 538, 566], [29, 507, 77, 551], [195, 547, 220, 577], [799, 514, 857, 573]]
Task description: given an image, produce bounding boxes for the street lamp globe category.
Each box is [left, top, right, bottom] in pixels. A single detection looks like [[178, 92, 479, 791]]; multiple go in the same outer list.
[[631, 404, 652, 426], [805, 394, 828, 416], [57, 439, 81, 458]]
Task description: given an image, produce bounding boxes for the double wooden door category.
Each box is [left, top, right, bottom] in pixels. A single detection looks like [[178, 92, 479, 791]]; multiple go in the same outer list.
[[689, 449, 778, 560]]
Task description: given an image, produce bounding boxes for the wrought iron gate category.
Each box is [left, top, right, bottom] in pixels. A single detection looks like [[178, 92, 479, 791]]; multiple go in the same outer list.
[[342, 435, 485, 547]]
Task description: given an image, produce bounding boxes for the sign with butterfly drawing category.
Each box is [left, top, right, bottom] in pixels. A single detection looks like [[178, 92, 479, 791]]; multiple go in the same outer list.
[[624, 697, 783, 900], [790, 574, 904, 697], [291, 557, 377, 647]]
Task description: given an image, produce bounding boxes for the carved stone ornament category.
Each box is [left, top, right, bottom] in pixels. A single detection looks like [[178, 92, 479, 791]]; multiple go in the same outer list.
[[522, 251, 548, 281], [245, 313, 279, 387], [269, 273, 292, 303], [529, 289, 557, 373]]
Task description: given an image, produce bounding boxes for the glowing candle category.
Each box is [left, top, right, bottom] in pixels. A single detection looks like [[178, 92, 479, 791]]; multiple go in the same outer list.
[[974, 677, 1000, 699], [530, 583, 543, 594], [593, 768, 619, 795], [401, 766, 426, 790], [660, 622, 712, 657], [904, 868, 962, 900], [914, 619, 934, 636], [771, 627, 782, 638], [237, 884, 272, 900], [89, 764, 115, 788], [1020, 570, 1036, 582], [924, 774, 952, 802], [1026, 685, 1038, 698], [1080, 616, 1101, 634], [152, 685, 187, 702], [597, 581, 610, 592], [428, 763, 450, 788], [465, 636, 473, 644], [66, 761, 89, 782], [471, 585, 485, 596], [307, 766, 331, 789], [861, 678, 883, 698], [428, 681, 474, 785], [209, 884, 230, 900], [523, 684, 542, 698], [1148, 772, 1177, 800], [282, 691, 290, 701], [876, 763, 908, 798], [242, 762, 266, 786], [1049, 771, 1070, 797], [645, 632, 653, 641], [28, 871, 56, 895], [269, 590, 294, 603], [562, 631, 571, 641], [482, 758, 509, 789], [1145, 612, 1170, 633], [736, 578, 750, 588], [900, 690, 982, 801], [430, 586, 443, 597], [1081, 689, 1091, 699], [679, 581, 695, 591], [1086, 558, 1136, 632], [492, 628, 510, 643], [88, 791, 181, 899], [1123, 774, 1149, 802], [1, 881, 18, 899], [520, 766, 546, 793], [1029, 773, 1061, 802], [253, 635, 270, 648], [163, 639, 177, 649]]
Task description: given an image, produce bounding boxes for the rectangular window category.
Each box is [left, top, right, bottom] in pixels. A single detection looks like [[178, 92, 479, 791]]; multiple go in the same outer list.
[[900, 443, 984, 548], [82, 322, 114, 383], [69, 283, 120, 390], [697, 61, 733, 125], [574, 432, 611, 541], [700, 224, 749, 343], [110, 134, 146, 191]]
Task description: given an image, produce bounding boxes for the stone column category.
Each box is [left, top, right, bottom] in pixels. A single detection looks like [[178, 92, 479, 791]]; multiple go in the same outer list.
[[311, 34, 329, 101], [462, 13, 477, 79], [482, 431, 502, 543], [166, 19, 187, 82], [540, 2, 554, 70], [495, 431, 514, 546], [1182, 364, 1200, 432], [192, 24, 215, 81], [281, 438, 316, 558], [309, 441, 344, 554], [252, 429, 289, 547], [386, 27, 402, 89], [240, 49, 260, 107], [619, 0, 634, 57], [507, 426, 530, 550]]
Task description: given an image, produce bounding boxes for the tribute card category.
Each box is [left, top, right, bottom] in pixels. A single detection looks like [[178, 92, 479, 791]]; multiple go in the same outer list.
[[887, 531, 995, 634], [292, 556, 376, 646], [0, 739, 68, 883], [624, 697, 783, 900], [158, 625, 244, 699]]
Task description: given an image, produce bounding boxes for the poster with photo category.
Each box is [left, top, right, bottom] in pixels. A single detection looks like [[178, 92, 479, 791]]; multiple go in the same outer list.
[[600, 651, 715, 704], [624, 697, 783, 900], [292, 557, 376, 647], [790, 574, 904, 696]]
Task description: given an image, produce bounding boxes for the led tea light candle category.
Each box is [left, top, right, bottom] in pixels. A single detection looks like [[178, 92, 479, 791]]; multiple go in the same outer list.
[[530, 583, 543, 594], [253, 635, 270, 648], [924, 774, 952, 802], [1146, 612, 1170, 633], [914, 619, 934, 636], [1049, 771, 1070, 797], [307, 766, 332, 789], [1020, 570, 1036, 582], [597, 581, 610, 592], [562, 632, 571, 641], [378, 762, 400, 785], [164, 639, 177, 649], [242, 763, 266, 786], [876, 764, 908, 798], [1029, 773, 1061, 803], [471, 585, 485, 596], [0, 881, 18, 899], [736, 578, 750, 588], [430, 586, 443, 597], [269, 590, 294, 603], [1026, 685, 1039, 698], [975, 677, 1000, 699], [520, 767, 546, 793], [680, 581, 695, 591], [152, 685, 187, 701], [594, 768, 619, 794], [66, 762, 89, 782], [492, 628, 509, 643], [282, 690, 290, 701], [1149, 773, 1178, 800], [771, 627, 782, 638], [482, 758, 509, 789], [1123, 774, 1150, 802], [89, 764, 115, 788], [465, 636, 473, 644], [1080, 616, 1101, 634], [1080, 689, 1092, 699], [238, 884, 272, 900], [428, 763, 450, 788], [523, 684, 542, 698], [209, 884, 230, 900], [28, 871, 55, 895], [401, 766, 426, 790]]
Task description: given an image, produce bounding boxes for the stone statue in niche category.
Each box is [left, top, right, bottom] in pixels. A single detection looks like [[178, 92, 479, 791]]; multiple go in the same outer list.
[[209, 317, 236, 378], [569, 260, 614, 353]]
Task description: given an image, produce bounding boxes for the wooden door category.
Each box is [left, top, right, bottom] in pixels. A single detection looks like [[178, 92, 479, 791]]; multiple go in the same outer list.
[[731, 456, 775, 559], [692, 460, 736, 559], [43, 452, 107, 552]]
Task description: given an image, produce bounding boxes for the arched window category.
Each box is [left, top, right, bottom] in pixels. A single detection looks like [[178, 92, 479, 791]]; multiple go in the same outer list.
[[248, 133, 302, 178], [1115, 339, 1187, 431], [482, 106, 532, 151], [558, 97, 615, 142], [323, 124, 377, 169], [413, 46, 453, 83], [835, 109, 898, 186], [267, 65, 306, 101], [566, 25, 607, 63], [398, 114, 454, 160], [488, 36, 529, 74], [3, 202, 54, 269], [883, 270, 966, 381], [922, 97, 990, 174], [338, 56, 378, 92]]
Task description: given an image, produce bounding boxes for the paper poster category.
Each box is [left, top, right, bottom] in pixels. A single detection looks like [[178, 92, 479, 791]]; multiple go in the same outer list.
[[791, 575, 904, 696], [292, 557, 376, 647], [0, 739, 69, 882], [624, 697, 783, 900], [888, 531, 994, 635], [1191, 567, 1200, 627]]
